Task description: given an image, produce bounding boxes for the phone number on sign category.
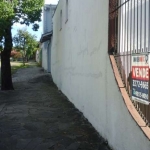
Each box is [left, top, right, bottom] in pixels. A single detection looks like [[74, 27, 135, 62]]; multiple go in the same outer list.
[[132, 80, 148, 90], [133, 88, 148, 100]]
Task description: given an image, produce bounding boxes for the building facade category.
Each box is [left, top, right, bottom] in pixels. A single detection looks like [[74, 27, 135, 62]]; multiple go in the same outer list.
[[40, 4, 56, 72], [50, 0, 150, 150]]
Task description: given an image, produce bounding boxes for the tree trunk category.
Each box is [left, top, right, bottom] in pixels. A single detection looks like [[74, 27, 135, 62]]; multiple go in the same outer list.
[[22, 56, 25, 66], [1, 24, 14, 90], [22, 48, 26, 66]]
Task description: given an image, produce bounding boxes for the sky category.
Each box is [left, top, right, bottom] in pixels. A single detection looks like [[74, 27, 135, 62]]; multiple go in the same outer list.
[[12, 0, 59, 41]]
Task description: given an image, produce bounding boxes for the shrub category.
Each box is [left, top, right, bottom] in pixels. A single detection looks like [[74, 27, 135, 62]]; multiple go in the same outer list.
[[11, 50, 22, 60]]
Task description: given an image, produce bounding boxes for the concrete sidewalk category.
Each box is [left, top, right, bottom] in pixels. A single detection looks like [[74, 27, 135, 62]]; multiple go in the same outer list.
[[0, 64, 111, 150]]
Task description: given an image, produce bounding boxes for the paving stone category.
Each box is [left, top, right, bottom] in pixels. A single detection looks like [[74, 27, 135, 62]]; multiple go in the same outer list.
[[24, 138, 43, 150], [0, 143, 8, 150], [0, 104, 6, 112], [66, 142, 80, 150], [16, 139, 31, 149], [57, 137, 74, 147], [35, 141, 56, 150], [58, 123, 71, 130], [0, 132, 11, 139], [50, 144, 66, 150], [0, 64, 112, 150], [23, 123, 38, 131]]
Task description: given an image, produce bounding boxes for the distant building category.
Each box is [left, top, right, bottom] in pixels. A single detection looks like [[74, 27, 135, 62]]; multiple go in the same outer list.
[[40, 4, 56, 72]]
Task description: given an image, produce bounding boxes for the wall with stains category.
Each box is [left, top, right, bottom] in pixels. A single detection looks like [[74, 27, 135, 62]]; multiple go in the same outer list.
[[51, 0, 150, 150]]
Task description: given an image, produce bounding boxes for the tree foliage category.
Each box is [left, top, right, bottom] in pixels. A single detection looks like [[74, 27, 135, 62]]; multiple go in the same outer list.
[[0, 0, 44, 47], [13, 29, 38, 63], [0, 0, 44, 90], [0, 0, 44, 37]]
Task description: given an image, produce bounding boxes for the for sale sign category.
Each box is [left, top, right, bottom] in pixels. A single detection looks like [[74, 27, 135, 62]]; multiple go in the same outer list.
[[132, 53, 150, 105]]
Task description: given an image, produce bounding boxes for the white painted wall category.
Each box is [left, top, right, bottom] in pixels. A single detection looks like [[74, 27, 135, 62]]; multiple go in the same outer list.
[[51, 0, 150, 150], [42, 42, 48, 70], [36, 50, 40, 63], [43, 4, 55, 33]]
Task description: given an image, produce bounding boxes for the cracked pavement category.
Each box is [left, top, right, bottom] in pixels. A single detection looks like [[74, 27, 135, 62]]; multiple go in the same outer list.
[[0, 63, 112, 150]]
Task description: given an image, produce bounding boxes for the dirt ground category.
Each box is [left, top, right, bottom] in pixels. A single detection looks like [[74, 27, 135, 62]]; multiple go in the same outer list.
[[0, 63, 112, 150]]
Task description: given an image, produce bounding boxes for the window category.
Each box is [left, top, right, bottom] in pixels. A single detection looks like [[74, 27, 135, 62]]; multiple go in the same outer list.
[[60, 10, 62, 30], [66, 0, 68, 23]]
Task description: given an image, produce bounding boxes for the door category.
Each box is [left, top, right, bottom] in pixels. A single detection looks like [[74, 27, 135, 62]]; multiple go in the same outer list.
[[47, 40, 51, 73]]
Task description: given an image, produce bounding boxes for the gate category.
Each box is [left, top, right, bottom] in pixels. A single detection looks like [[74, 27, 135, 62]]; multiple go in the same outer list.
[[109, 0, 150, 127]]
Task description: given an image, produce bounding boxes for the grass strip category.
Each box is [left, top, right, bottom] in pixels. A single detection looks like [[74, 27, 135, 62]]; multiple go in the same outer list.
[[0, 62, 30, 84]]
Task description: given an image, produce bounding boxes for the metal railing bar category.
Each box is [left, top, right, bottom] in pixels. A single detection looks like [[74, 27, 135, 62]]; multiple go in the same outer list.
[[116, 0, 121, 70], [111, 0, 150, 126], [127, 0, 130, 91], [140, 0, 142, 52], [121, 2, 124, 79], [114, 54, 131, 57], [144, 0, 146, 51], [148, 0, 150, 50], [124, 0, 127, 83], [149, 0, 150, 51], [130, 0, 132, 72], [133, 0, 135, 53], [118, 0, 121, 55], [114, 51, 150, 57], [110, 0, 130, 14], [137, 0, 139, 53], [115, 0, 117, 52]]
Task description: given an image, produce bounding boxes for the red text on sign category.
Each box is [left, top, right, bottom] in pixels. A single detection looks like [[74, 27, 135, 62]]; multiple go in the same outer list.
[[132, 66, 149, 81]]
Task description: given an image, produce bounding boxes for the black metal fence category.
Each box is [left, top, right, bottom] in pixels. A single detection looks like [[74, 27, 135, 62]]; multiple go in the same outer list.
[[109, 0, 150, 127]]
